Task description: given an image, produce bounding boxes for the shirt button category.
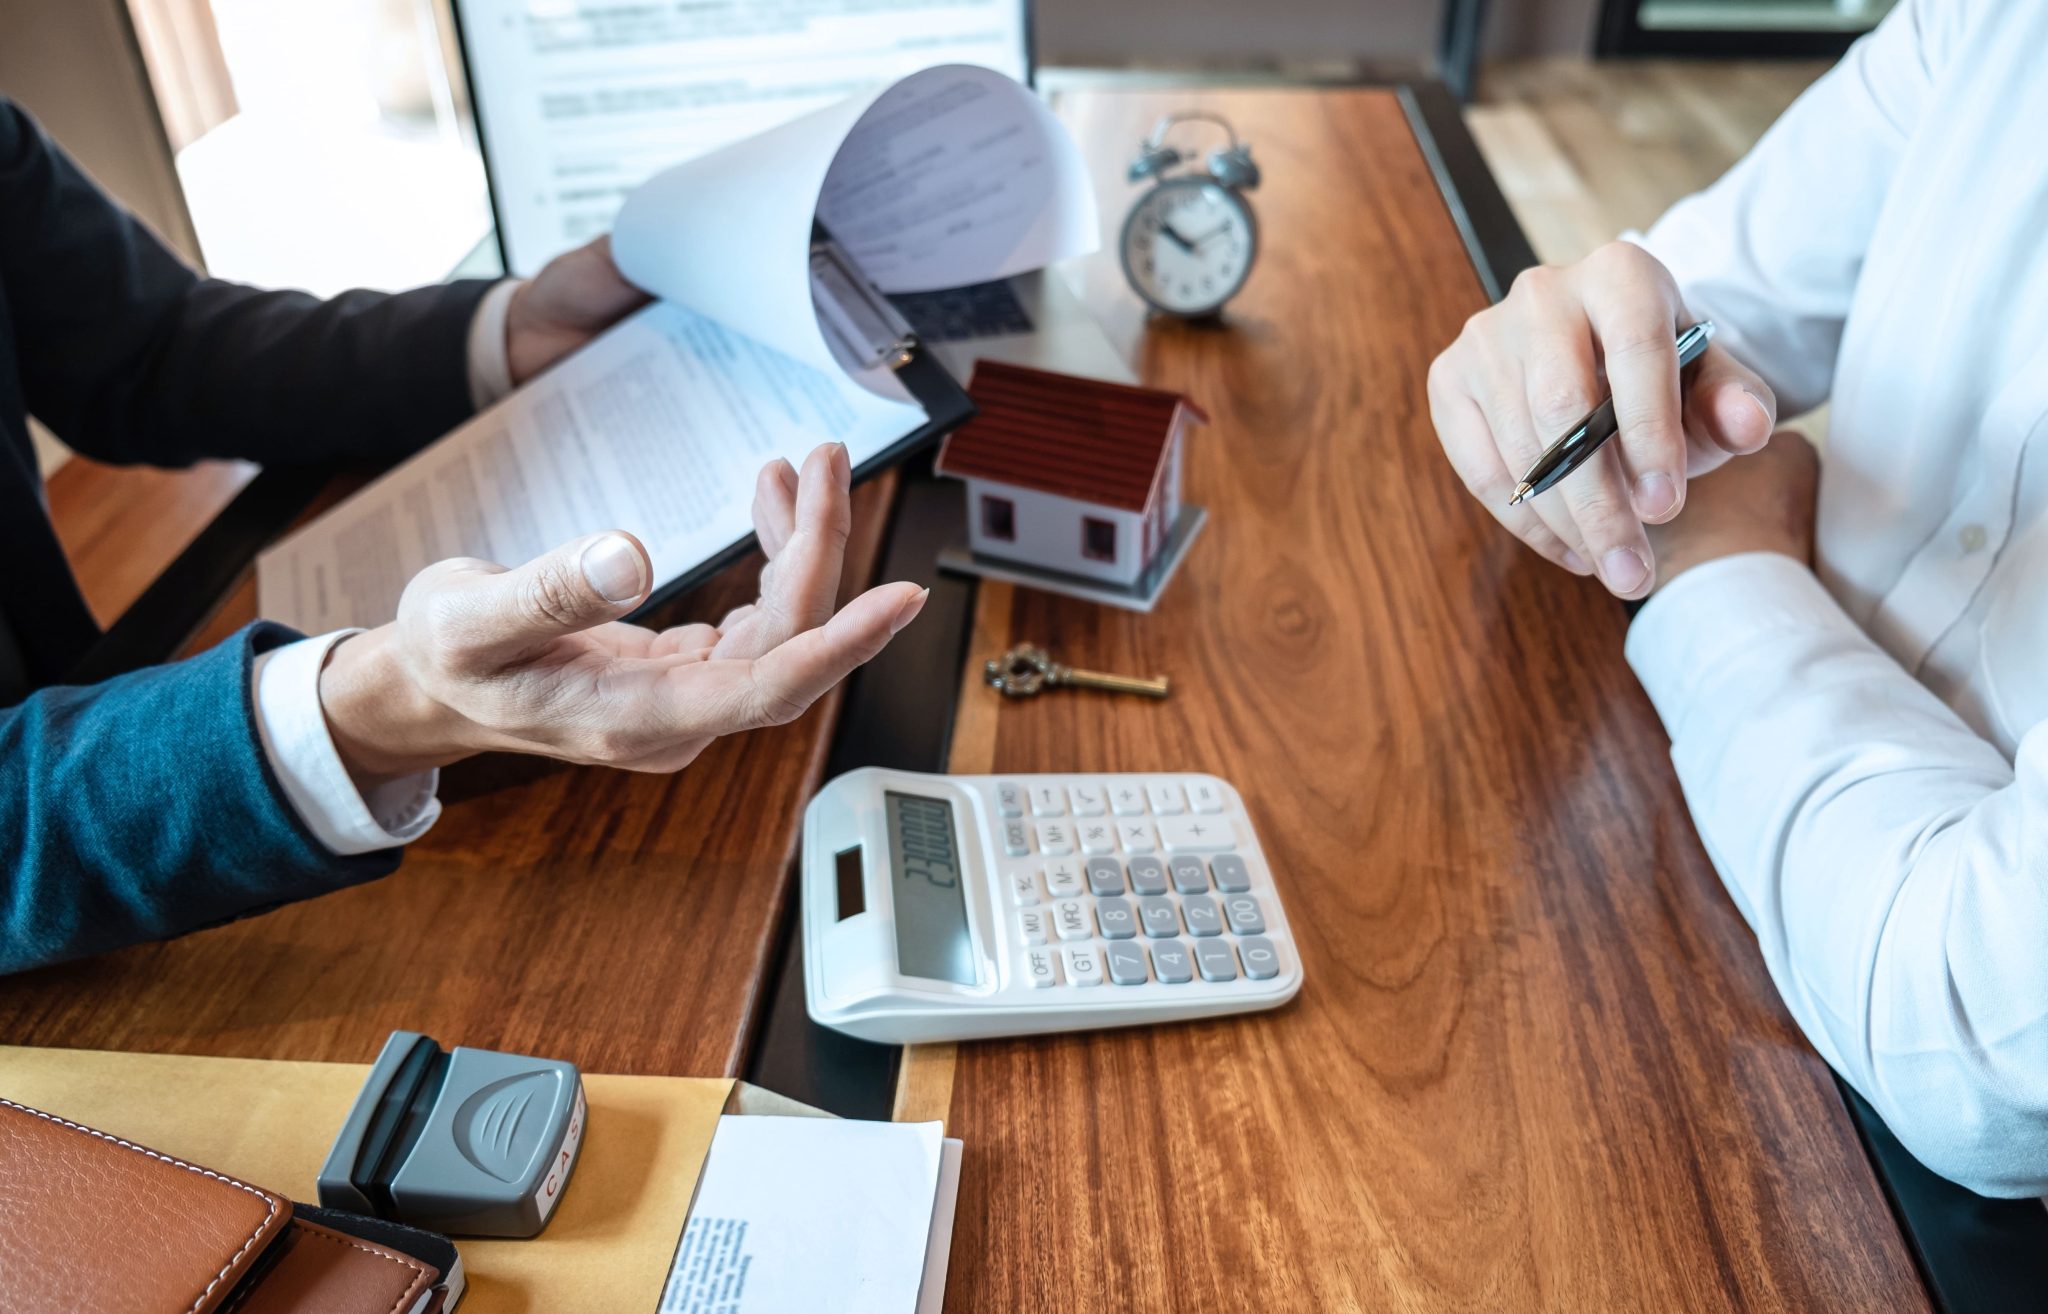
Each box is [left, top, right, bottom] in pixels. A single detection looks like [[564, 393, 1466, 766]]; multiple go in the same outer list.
[[1959, 524, 1988, 553]]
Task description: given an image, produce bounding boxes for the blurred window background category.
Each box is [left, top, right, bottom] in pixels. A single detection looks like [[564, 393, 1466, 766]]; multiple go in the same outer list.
[[125, 0, 492, 296]]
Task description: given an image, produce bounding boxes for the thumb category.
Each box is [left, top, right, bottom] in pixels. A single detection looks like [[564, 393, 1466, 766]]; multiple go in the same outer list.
[[1683, 342, 1776, 471], [451, 530, 652, 662]]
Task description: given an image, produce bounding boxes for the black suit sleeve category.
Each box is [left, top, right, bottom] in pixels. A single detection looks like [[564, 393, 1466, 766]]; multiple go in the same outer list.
[[0, 100, 493, 469]]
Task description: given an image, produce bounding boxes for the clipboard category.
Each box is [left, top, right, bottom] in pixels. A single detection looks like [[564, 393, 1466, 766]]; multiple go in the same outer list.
[[624, 228, 975, 622]]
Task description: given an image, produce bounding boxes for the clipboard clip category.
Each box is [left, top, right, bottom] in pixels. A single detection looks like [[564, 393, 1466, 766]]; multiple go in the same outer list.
[[810, 237, 919, 373]]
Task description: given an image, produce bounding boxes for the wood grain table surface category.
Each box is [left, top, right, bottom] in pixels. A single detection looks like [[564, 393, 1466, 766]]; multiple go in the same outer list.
[[893, 85, 1928, 1312], [12, 80, 1926, 1313], [19, 446, 897, 1078]]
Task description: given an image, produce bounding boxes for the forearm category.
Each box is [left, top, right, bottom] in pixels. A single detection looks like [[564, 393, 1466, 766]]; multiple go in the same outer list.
[[1629, 553, 2048, 1195], [0, 624, 400, 974], [58, 277, 494, 468], [3, 100, 491, 467]]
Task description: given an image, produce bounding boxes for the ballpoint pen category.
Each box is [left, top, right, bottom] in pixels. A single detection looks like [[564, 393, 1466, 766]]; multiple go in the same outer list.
[[1507, 320, 1716, 506]]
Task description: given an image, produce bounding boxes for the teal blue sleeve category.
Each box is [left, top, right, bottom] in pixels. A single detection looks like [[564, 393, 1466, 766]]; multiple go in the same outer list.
[[0, 622, 402, 973]]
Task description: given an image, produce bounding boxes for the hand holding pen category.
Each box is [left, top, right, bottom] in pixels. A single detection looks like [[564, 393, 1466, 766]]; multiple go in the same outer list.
[[1425, 242, 1779, 599]]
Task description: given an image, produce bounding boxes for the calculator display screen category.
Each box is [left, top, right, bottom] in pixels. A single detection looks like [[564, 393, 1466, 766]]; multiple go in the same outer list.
[[886, 792, 977, 985]]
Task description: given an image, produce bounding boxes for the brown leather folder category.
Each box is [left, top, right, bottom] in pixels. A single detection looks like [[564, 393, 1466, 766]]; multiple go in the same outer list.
[[0, 1097, 446, 1314]]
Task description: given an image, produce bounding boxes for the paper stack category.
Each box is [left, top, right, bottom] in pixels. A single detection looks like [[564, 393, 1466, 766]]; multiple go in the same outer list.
[[662, 1115, 964, 1314]]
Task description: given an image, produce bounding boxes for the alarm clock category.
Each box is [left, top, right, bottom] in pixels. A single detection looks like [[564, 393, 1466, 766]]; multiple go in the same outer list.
[[1119, 111, 1261, 318]]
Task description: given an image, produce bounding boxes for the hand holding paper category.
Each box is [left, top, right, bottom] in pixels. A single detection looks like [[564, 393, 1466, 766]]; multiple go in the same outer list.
[[257, 64, 1095, 636], [318, 444, 927, 785], [504, 235, 653, 386]]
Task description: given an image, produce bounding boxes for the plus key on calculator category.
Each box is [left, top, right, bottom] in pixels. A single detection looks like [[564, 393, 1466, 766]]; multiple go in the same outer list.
[[802, 769, 1303, 1044]]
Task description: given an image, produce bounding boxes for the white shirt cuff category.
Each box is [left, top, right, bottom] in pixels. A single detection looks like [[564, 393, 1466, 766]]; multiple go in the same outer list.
[[465, 278, 524, 410], [1624, 550, 1853, 737], [252, 632, 442, 856]]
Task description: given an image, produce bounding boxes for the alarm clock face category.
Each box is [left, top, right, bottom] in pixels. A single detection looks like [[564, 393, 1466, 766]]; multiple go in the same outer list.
[[1120, 178, 1257, 317]]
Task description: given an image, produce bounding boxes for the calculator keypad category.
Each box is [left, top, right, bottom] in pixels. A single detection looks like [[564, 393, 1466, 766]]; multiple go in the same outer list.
[[992, 777, 1285, 991]]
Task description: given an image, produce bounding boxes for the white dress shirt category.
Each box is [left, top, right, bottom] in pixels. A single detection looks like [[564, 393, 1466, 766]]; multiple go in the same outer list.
[[248, 277, 522, 853], [1624, 0, 2048, 1196]]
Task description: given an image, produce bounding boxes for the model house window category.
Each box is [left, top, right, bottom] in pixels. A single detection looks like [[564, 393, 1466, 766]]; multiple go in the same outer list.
[[1082, 516, 1118, 563], [982, 495, 1017, 542]]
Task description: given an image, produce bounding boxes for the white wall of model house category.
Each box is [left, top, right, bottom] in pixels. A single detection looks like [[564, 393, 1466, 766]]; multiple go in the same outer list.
[[963, 478, 1150, 587]]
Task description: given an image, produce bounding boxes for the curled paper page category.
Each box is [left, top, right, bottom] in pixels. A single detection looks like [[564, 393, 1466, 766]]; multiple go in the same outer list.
[[610, 64, 1097, 395]]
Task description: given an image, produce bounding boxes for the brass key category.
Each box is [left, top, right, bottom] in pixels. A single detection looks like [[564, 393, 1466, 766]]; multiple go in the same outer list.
[[984, 644, 1170, 699]]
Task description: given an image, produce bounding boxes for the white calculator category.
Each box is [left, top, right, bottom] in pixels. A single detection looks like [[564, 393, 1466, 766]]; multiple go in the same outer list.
[[801, 768, 1302, 1044]]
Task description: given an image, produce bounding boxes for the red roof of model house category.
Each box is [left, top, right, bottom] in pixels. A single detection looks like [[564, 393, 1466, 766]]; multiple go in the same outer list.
[[934, 362, 1208, 513]]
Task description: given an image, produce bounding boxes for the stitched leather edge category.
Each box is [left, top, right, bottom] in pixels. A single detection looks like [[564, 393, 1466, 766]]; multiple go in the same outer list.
[[0, 1097, 283, 1314], [287, 1222, 436, 1314]]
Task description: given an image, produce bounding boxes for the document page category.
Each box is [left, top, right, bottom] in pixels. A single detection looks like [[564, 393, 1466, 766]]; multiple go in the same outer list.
[[256, 64, 1093, 632], [455, 0, 1030, 273], [256, 303, 923, 633], [660, 1116, 946, 1314], [611, 64, 1095, 390]]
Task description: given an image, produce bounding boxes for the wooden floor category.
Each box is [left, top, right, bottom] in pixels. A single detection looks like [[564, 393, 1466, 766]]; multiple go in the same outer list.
[[1468, 57, 1829, 265]]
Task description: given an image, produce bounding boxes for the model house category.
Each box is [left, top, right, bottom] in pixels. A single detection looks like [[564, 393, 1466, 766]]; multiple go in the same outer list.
[[935, 362, 1208, 589]]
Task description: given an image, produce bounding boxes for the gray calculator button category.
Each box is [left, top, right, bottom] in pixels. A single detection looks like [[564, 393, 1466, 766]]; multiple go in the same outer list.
[[1095, 897, 1137, 939], [1085, 857, 1126, 896], [1127, 856, 1168, 896], [1180, 895, 1223, 936], [1238, 936, 1282, 980], [1002, 821, 1031, 856], [996, 782, 1025, 818], [1194, 939, 1238, 981], [1138, 896, 1179, 938], [1105, 941, 1149, 985], [1169, 855, 1208, 894], [1209, 853, 1251, 892], [1150, 940, 1194, 984], [1223, 894, 1266, 935]]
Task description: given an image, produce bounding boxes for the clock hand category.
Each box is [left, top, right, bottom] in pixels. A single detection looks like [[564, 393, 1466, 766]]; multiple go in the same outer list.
[[1159, 222, 1199, 254], [1184, 223, 1232, 246]]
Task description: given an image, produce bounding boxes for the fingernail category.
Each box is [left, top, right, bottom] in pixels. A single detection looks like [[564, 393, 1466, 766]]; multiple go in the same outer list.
[[891, 587, 930, 634], [1601, 547, 1649, 595], [1718, 386, 1772, 451], [1743, 389, 1773, 444], [1562, 548, 1589, 574], [1633, 472, 1677, 520], [581, 533, 647, 603], [834, 442, 852, 489]]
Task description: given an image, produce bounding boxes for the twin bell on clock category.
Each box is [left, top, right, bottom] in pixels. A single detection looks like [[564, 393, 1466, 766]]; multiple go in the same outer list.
[[1120, 111, 1262, 318]]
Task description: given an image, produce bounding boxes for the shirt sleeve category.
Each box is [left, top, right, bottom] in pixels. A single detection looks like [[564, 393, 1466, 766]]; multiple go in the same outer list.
[[465, 278, 523, 410], [1627, 551, 2048, 1197], [1629, 0, 1960, 415], [251, 633, 442, 856]]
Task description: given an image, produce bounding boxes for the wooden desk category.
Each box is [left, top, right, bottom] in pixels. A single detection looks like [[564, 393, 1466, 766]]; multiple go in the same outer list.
[[19, 452, 896, 1077], [893, 86, 1929, 1310], [17, 79, 1928, 1312]]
